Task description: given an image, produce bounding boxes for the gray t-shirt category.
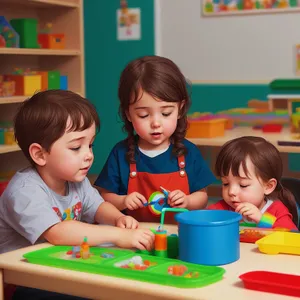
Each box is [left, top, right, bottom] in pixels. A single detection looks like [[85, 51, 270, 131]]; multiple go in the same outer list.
[[0, 167, 104, 254]]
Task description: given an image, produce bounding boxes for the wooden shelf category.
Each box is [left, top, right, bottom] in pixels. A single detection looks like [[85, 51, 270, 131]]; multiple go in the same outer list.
[[0, 145, 21, 155], [30, 0, 79, 8], [0, 0, 79, 8], [0, 48, 81, 56], [192, 80, 270, 85], [0, 96, 28, 105]]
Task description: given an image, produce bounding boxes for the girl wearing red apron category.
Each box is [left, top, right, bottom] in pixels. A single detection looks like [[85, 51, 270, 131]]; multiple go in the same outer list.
[[95, 56, 215, 223]]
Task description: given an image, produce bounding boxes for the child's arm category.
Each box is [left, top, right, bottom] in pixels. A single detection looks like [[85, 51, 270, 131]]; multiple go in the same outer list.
[[43, 221, 154, 250], [186, 189, 208, 209], [93, 201, 138, 229], [257, 203, 298, 231], [99, 187, 147, 211], [168, 188, 208, 209], [98, 187, 127, 210]]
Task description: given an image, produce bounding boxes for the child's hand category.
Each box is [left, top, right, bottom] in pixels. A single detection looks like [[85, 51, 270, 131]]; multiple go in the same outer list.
[[115, 228, 155, 251], [116, 215, 139, 229], [124, 192, 147, 210], [168, 190, 189, 208], [235, 202, 262, 223]]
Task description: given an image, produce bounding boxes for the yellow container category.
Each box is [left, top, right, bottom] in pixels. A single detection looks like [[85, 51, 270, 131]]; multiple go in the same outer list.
[[256, 231, 300, 255], [4, 129, 16, 145], [186, 119, 226, 138], [24, 75, 42, 96]]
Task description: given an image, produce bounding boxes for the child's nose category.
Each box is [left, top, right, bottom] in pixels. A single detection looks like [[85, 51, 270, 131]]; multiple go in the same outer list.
[[151, 118, 161, 128], [85, 150, 93, 161], [228, 186, 237, 196]]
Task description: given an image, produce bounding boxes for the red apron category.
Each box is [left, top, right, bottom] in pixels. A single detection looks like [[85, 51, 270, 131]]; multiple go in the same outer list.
[[127, 155, 190, 223]]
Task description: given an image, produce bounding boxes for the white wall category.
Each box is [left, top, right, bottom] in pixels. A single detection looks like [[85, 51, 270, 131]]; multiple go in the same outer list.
[[157, 0, 300, 81]]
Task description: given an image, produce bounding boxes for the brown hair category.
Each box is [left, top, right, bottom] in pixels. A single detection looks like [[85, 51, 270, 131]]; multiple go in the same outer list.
[[215, 136, 298, 225], [118, 55, 191, 163], [14, 90, 100, 166]]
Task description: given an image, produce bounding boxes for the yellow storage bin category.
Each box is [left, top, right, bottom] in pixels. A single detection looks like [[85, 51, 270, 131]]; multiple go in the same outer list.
[[256, 231, 300, 255]]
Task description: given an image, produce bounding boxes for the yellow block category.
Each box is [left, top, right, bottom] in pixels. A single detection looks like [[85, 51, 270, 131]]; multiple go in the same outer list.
[[24, 75, 42, 96]]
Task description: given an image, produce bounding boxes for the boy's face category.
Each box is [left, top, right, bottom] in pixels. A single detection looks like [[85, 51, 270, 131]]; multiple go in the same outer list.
[[43, 119, 96, 188]]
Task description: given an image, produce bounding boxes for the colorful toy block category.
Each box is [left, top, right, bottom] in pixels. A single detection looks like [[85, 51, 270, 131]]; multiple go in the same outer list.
[[4, 74, 41, 96], [10, 18, 39, 48], [60, 75, 68, 90], [48, 71, 61, 90], [38, 33, 65, 49], [0, 16, 19, 47]]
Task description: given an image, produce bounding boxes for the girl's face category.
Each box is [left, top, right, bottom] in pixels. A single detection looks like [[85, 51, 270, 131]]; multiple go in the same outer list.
[[126, 90, 180, 151], [221, 157, 276, 210]]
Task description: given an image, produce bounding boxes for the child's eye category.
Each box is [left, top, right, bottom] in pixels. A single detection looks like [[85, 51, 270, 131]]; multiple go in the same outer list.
[[89, 143, 94, 149], [70, 147, 80, 151], [138, 115, 148, 119], [222, 183, 229, 187], [162, 112, 172, 117], [240, 185, 249, 188]]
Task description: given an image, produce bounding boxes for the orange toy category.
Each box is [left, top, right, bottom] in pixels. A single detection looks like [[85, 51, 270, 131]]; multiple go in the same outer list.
[[38, 33, 65, 49], [186, 118, 227, 138], [243, 0, 253, 9], [154, 231, 167, 251]]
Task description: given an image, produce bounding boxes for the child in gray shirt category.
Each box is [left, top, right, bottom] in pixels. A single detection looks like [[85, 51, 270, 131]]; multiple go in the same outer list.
[[0, 90, 154, 255]]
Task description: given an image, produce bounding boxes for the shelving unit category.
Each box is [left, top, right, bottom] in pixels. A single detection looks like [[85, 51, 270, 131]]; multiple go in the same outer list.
[[0, 48, 81, 55], [0, 0, 84, 175], [0, 145, 21, 155]]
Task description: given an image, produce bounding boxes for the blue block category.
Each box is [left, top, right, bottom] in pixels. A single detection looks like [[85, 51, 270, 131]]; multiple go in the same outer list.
[[60, 75, 68, 90]]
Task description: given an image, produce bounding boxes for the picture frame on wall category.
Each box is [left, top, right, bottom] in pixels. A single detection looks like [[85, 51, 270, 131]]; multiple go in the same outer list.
[[296, 44, 300, 76], [202, 0, 300, 16]]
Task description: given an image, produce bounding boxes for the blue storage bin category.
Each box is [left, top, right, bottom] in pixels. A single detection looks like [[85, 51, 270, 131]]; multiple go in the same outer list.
[[175, 210, 242, 266]]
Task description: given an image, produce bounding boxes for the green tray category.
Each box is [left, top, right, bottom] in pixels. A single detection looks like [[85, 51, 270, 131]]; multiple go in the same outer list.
[[23, 246, 225, 288]]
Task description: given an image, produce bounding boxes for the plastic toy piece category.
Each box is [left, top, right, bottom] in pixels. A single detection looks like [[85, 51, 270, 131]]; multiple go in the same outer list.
[[160, 207, 189, 229], [262, 124, 282, 133], [101, 252, 114, 259], [256, 231, 300, 255], [239, 229, 267, 243], [168, 265, 187, 276], [160, 186, 169, 198], [71, 246, 80, 258], [80, 236, 90, 259], [154, 230, 168, 258], [239, 271, 300, 297]]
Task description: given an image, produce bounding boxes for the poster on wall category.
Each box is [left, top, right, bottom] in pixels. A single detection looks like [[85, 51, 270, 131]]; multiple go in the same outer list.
[[296, 44, 300, 76], [117, 0, 141, 41], [202, 0, 300, 16]]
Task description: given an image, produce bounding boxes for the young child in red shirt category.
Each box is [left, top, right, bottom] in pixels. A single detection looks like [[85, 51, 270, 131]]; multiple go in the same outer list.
[[208, 136, 298, 230]]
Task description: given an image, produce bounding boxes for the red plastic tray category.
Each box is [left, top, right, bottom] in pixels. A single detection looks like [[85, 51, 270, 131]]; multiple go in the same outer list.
[[239, 271, 300, 297], [239, 229, 267, 243]]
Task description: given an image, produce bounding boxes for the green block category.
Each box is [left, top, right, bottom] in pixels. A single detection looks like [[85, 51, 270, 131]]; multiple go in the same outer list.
[[48, 71, 61, 90], [10, 18, 39, 48], [0, 129, 4, 144]]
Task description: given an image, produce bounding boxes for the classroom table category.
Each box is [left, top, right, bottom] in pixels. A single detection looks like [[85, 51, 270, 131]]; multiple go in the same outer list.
[[188, 126, 300, 153], [0, 223, 299, 300]]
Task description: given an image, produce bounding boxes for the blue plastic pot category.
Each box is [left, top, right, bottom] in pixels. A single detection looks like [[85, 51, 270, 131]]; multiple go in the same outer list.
[[175, 210, 242, 266]]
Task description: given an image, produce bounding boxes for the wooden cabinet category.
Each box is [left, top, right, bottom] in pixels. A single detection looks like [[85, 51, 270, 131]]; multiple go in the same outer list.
[[0, 0, 84, 175]]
